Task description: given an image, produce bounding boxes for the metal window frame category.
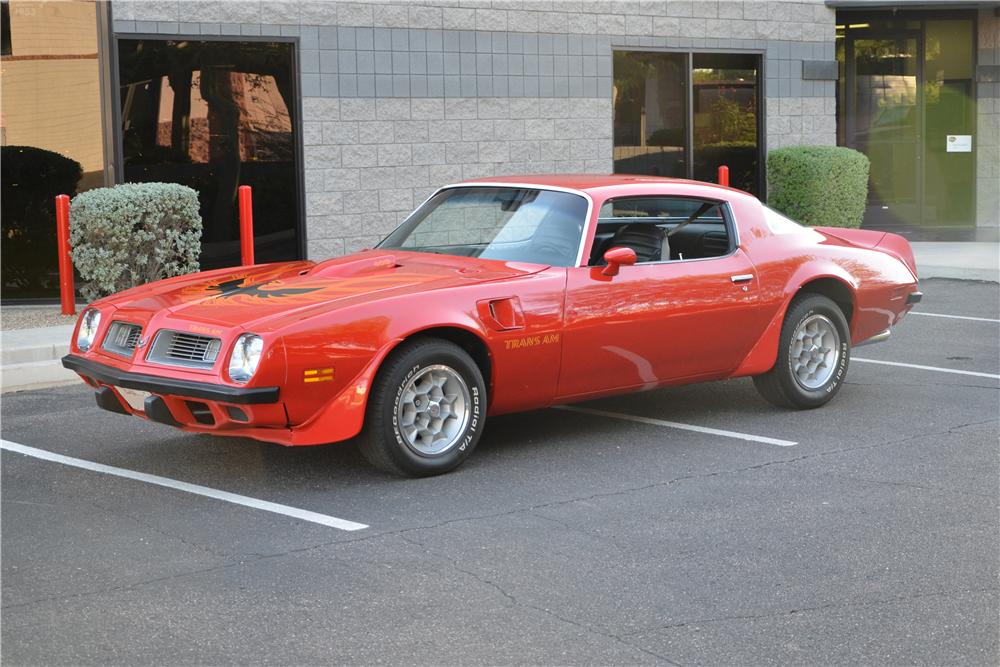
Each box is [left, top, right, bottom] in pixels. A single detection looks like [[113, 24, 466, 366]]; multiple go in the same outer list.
[[836, 8, 979, 229], [108, 30, 308, 262], [611, 47, 767, 197]]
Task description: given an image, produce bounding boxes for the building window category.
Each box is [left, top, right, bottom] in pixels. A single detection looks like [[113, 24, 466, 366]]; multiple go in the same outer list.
[[613, 50, 762, 195], [1, 2, 11, 57], [116, 38, 304, 270]]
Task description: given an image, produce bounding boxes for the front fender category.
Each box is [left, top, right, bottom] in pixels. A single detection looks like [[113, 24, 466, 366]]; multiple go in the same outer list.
[[284, 337, 404, 446]]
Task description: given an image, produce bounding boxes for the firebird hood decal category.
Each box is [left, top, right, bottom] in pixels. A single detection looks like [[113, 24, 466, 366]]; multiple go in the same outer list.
[[206, 277, 322, 300], [101, 251, 549, 331]]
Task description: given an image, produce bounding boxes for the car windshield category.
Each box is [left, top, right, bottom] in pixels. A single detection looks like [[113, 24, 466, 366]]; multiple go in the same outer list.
[[378, 186, 589, 267]]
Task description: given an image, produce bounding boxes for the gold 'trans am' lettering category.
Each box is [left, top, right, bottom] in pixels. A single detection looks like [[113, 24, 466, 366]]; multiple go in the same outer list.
[[505, 333, 560, 350]]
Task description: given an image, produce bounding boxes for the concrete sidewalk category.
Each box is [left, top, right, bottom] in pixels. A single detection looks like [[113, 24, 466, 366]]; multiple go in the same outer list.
[[912, 242, 999, 282], [1, 325, 77, 393], [0, 242, 995, 395]]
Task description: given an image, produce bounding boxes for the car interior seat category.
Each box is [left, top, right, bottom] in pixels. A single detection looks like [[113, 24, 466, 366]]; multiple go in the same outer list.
[[604, 223, 668, 263]]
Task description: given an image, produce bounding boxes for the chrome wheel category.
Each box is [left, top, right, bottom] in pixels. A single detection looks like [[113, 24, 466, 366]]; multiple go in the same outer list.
[[789, 314, 841, 390], [395, 364, 471, 457]]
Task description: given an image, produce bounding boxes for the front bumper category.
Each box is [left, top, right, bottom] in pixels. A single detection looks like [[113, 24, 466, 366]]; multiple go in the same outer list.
[[62, 355, 279, 404]]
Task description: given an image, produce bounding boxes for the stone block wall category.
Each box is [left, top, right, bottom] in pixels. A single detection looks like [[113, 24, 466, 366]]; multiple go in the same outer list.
[[112, 0, 837, 258], [977, 7, 999, 231]]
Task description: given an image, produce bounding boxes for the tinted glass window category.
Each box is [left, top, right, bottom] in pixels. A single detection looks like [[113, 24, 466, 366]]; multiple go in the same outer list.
[[117, 39, 303, 270], [613, 51, 762, 195], [379, 187, 589, 267], [692, 53, 760, 193], [613, 51, 688, 179]]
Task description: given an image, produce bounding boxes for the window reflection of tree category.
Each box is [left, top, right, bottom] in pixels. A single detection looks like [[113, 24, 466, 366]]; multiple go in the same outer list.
[[119, 40, 298, 254]]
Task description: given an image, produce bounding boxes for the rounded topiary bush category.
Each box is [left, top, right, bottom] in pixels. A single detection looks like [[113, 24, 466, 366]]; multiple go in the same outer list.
[[767, 146, 870, 228], [70, 182, 202, 301]]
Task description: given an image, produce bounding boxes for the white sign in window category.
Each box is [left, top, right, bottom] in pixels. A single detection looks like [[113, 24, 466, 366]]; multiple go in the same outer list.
[[946, 135, 972, 153]]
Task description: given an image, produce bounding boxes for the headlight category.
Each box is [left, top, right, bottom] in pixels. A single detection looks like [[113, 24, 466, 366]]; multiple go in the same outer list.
[[76, 309, 101, 351], [228, 334, 264, 383]]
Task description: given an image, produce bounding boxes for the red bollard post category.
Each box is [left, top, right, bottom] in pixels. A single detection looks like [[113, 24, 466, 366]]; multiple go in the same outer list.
[[718, 165, 730, 187], [55, 194, 75, 316], [238, 185, 255, 266]]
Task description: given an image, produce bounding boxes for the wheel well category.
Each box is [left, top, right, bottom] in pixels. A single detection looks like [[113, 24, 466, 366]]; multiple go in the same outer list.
[[405, 327, 493, 388], [796, 278, 854, 325]]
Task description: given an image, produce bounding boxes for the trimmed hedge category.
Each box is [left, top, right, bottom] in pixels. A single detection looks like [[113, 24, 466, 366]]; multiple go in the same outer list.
[[70, 182, 202, 301], [767, 146, 870, 228]]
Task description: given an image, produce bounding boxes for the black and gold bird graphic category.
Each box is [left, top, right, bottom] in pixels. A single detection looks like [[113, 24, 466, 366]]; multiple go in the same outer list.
[[206, 277, 322, 299]]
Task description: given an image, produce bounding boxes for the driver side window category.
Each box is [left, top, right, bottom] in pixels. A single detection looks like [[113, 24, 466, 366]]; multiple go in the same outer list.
[[589, 196, 732, 266]]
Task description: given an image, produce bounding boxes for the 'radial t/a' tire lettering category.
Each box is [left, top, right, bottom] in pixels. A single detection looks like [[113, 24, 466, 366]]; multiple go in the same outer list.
[[753, 294, 851, 410], [360, 338, 485, 477]]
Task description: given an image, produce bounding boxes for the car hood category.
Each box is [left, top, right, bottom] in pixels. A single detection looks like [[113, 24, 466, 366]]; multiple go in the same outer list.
[[101, 250, 548, 333]]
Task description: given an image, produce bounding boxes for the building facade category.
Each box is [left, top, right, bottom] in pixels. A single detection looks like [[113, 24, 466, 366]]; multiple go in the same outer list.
[[2, 0, 998, 300]]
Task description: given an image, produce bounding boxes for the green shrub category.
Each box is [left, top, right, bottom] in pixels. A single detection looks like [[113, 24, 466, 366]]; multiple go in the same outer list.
[[767, 146, 870, 228], [1, 146, 82, 296], [70, 182, 202, 301]]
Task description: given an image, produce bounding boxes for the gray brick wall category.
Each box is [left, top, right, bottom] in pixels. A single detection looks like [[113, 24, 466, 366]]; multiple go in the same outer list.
[[113, 0, 837, 259], [301, 96, 611, 257], [978, 8, 999, 230]]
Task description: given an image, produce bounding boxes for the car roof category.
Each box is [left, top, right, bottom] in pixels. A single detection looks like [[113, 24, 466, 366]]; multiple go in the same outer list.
[[456, 173, 755, 200]]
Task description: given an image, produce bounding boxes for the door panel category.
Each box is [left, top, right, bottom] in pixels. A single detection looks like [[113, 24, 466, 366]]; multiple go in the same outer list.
[[557, 250, 762, 399], [922, 19, 976, 227]]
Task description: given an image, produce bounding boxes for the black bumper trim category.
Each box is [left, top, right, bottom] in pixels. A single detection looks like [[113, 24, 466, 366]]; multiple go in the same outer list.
[[95, 386, 130, 415], [63, 355, 279, 405], [907, 291, 923, 305]]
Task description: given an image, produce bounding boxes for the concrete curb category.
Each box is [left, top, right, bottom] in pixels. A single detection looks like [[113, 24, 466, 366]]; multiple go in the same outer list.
[[912, 242, 999, 284], [1, 325, 77, 394]]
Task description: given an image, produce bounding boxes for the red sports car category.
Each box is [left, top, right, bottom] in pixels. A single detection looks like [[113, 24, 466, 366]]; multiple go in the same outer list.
[[64, 175, 921, 476]]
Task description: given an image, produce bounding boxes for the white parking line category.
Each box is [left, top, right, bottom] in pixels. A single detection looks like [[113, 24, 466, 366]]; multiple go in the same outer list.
[[853, 358, 1000, 380], [0, 440, 369, 531], [555, 405, 798, 447], [910, 312, 999, 323]]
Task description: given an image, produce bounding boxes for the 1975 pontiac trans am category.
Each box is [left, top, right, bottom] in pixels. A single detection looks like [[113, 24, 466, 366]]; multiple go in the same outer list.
[[63, 175, 922, 476]]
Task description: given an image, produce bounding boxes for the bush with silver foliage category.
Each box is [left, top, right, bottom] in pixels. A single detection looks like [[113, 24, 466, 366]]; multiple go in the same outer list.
[[70, 183, 202, 301]]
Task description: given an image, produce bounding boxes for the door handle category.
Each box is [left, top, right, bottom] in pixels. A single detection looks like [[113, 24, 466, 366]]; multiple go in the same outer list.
[[730, 274, 754, 283]]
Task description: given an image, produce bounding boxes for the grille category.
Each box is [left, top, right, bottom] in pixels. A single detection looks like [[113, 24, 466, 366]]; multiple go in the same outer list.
[[148, 330, 222, 369], [102, 322, 143, 356]]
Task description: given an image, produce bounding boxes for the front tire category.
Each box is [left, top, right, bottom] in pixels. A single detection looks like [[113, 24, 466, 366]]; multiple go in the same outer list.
[[360, 338, 486, 477], [753, 294, 851, 409]]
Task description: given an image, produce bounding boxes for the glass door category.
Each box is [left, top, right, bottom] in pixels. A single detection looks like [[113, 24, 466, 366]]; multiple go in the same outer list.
[[922, 19, 976, 227], [838, 15, 977, 232], [845, 32, 921, 229]]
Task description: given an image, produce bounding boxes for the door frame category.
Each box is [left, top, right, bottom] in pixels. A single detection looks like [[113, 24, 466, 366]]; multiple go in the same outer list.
[[837, 9, 979, 233]]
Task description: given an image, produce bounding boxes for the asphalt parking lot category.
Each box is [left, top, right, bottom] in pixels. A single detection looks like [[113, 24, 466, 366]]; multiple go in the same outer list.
[[2, 277, 997, 665]]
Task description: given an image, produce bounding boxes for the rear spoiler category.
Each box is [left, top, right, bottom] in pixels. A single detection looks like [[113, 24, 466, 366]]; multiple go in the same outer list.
[[814, 227, 918, 280]]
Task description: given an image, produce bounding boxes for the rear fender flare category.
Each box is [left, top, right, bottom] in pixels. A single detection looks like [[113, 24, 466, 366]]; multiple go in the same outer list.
[[733, 263, 857, 377]]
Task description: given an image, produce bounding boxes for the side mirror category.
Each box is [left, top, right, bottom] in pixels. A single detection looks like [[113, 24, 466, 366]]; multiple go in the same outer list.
[[601, 246, 637, 277]]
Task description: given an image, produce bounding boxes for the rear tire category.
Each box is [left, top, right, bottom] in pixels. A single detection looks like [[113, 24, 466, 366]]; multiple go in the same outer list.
[[753, 294, 850, 409], [360, 338, 486, 477]]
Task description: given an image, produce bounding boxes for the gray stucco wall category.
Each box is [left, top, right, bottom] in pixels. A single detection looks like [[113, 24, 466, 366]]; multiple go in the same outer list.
[[113, 0, 837, 258], [977, 8, 999, 231]]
